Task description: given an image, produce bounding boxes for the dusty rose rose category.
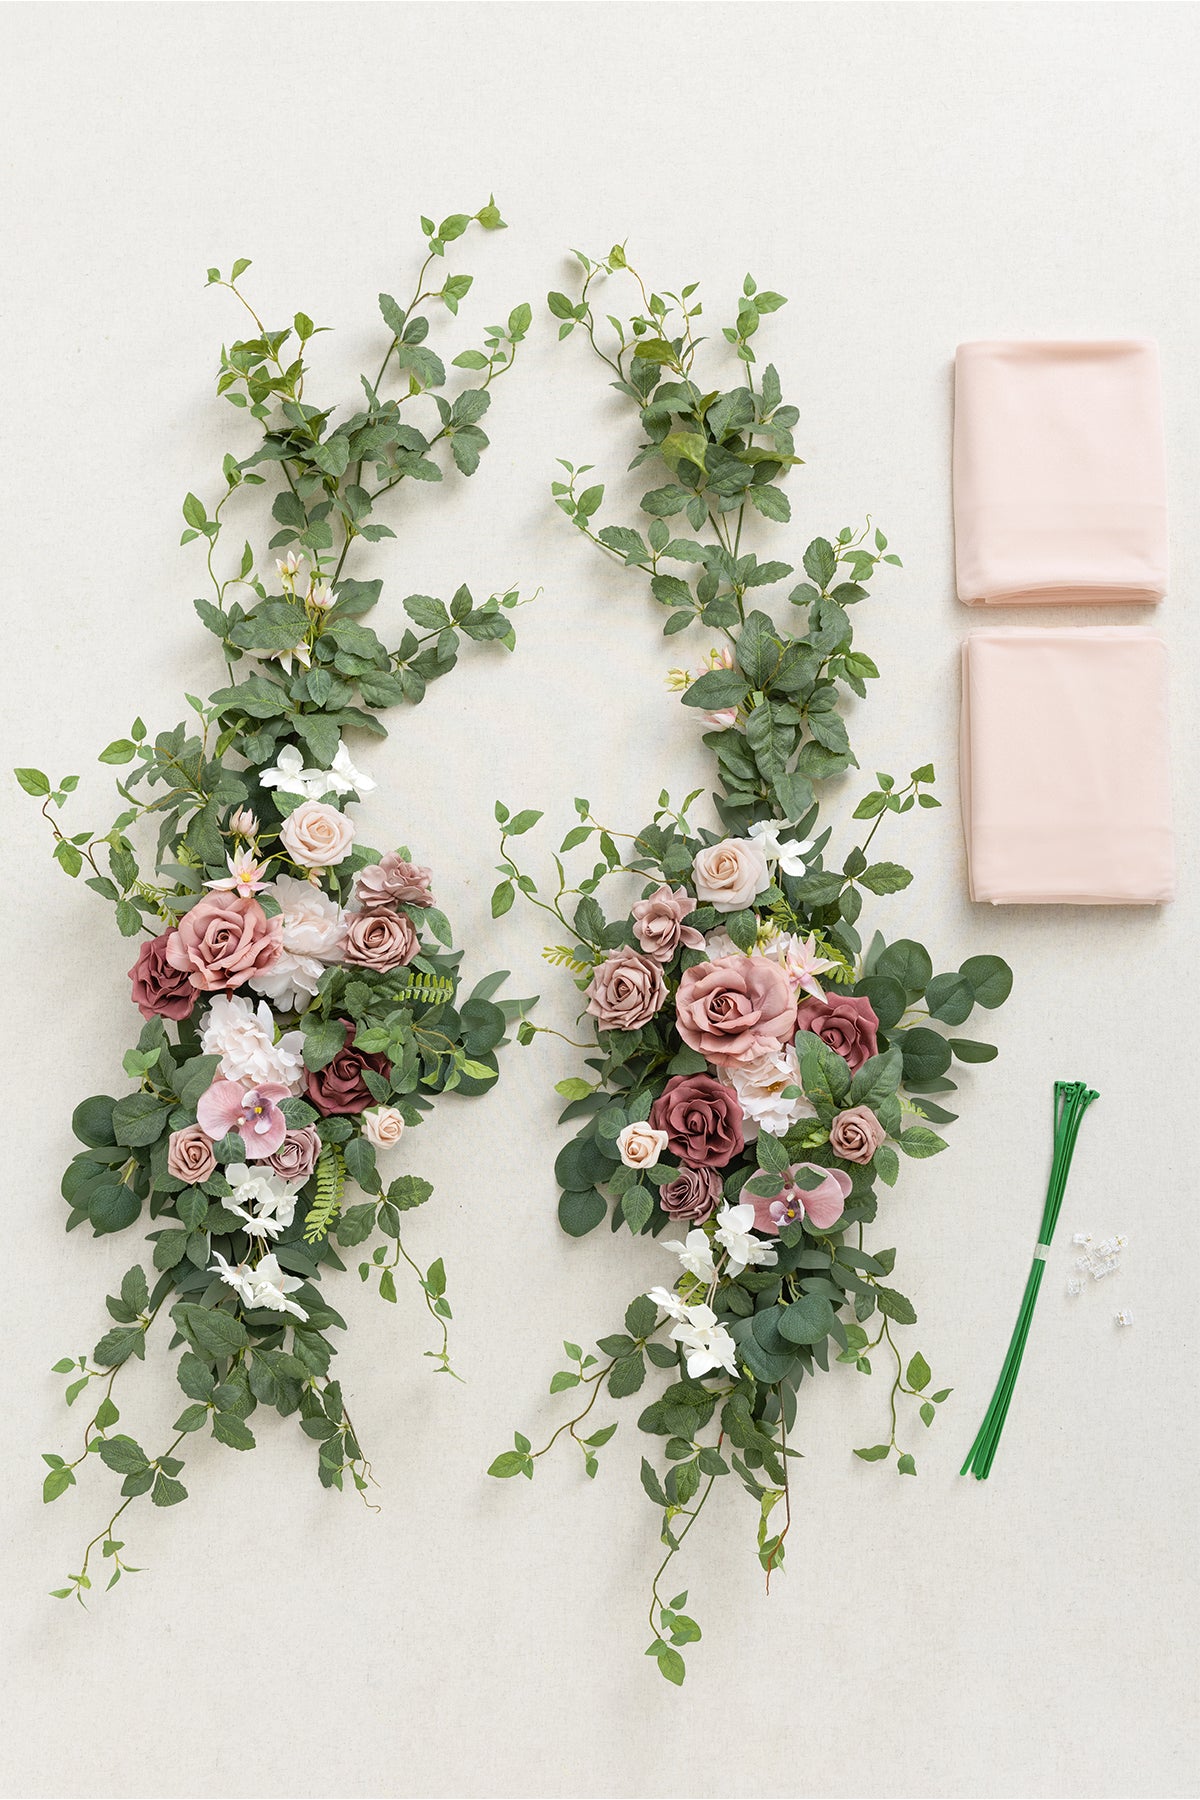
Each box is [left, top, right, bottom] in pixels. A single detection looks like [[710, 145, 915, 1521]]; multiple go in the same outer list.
[[585, 948, 667, 1032], [616, 1121, 669, 1170], [305, 1021, 391, 1117], [361, 1106, 406, 1149], [343, 908, 418, 973], [659, 1164, 723, 1224], [129, 932, 198, 1020], [267, 1126, 322, 1181], [691, 837, 770, 912], [829, 1105, 887, 1164], [165, 894, 282, 992], [650, 1074, 744, 1169], [167, 1125, 216, 1184], [353, 854, 434, 912], [280, 800, 355, 868], [675, 954, 795, 1067], [748, 1163, 853, 1234], [795, 992, 879, 1074], [630, 884, 705, 963]]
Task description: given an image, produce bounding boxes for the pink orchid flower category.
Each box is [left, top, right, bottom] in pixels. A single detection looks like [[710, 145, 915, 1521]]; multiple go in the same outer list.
[[205, 850, 270, 898], [196, 1079, 289, 1160], [747, 1163, 852, 1235]]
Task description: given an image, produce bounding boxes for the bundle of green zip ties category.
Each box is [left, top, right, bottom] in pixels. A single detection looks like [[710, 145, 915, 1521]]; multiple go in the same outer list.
[[961, 1080, 1099, 1480]]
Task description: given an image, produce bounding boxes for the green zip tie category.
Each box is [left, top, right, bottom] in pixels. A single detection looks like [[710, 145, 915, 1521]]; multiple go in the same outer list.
[[961, 1079, 1099, 1480]]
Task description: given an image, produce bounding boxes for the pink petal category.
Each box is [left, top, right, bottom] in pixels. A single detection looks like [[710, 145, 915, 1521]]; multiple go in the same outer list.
[[196, 1080, 247, 1137], [802, 1169, 853, 1230]]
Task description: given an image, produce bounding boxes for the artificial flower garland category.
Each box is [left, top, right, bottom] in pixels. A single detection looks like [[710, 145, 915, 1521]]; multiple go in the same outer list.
[[491, 249, 1014, 1683], [21, 203, 534, 1600]]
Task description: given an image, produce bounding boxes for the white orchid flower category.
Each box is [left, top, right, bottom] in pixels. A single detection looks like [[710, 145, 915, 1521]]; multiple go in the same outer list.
[[748, 817, 815, 878], [662, 1227, 717, 1284], [714, 1202, 778, 1278], [668, 1303, 739, 1380]]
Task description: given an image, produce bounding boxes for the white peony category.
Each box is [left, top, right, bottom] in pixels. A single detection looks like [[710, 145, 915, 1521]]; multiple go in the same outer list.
[[723, 1045, 815, 1140], [200, 994, 306, 1092], [248, 874, 346, 1011]]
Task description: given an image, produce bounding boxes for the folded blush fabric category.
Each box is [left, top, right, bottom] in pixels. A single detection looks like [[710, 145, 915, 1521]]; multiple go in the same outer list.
[[954, 340, 1168, 606], [960, 628, 1174, 904]]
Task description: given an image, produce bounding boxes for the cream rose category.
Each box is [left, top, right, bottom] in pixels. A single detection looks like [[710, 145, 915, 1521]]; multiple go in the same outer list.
[[361, 1106, 406, 1149], [692, 837, 770, 912], [280, 800, 355, 868], [616, 1121, 669, 1170]]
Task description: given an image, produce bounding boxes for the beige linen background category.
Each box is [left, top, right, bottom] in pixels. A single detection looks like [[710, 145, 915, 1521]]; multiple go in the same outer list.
[[1, 6, 1196, 1798]]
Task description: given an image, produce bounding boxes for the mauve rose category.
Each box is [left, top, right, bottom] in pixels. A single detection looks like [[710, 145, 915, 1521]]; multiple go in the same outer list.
[[167, 1125, 216, 1184], [691, 837, 769, 912], [659, 1164, 723, 1225], [650, 1074, 744, 1169], [631, 884, 705, 963], [267, 1126, 322, 1181], [795, 992, 879, 1074], [675, 954, 795, 1067], [353, 854, 434, 912], [585, 948, 667, 1032], [305, 1021, 391, 1117], [829, 1105, 887, 1164], [165, 894, 282, 993], [129, 932, 198, 1020], [343, 908, 418, 973]]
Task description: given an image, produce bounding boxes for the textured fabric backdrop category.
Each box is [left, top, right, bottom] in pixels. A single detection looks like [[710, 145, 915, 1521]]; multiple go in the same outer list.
[[1, 6, 1195, 1797]]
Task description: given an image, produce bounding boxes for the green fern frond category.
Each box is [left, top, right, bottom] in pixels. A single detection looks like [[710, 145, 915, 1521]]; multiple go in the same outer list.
[[372, 970, 455, 1008], [303, 1144, 345, 1244], [542, 944, 594, 974]]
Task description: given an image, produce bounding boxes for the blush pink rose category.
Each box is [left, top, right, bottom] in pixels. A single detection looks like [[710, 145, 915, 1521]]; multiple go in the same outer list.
[[748, 1163, 852, 1234], [649, 1074, 744, 1169], [129, 932, 198, 1020], [166, 1124, 216, 1184], [675, 954, 795, 1067], [352, 854, 434, 912], [630, 885, 705, 963], [343, 908, 419, 972], [267, 1126, 322, 1181], [165, 894, 282, 993], [585, 948, 667, 1032], [794, 992, 880, 1074], [659, 1164, 723, 1224]]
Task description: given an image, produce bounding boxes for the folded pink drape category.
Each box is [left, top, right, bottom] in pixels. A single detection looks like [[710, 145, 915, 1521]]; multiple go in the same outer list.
[[960, 629, 1174, 904], [954, 340, 1168, 606]]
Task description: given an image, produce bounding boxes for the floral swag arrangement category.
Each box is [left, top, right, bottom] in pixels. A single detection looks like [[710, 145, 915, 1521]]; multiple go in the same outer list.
[[20, 202, 534, 1601], [490, 249, 1013, 1683]]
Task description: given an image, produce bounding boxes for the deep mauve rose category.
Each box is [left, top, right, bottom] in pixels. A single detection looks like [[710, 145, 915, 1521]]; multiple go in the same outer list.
[[829, 1105, 887, 1164], [167, 1125, 216, 1184], [129, 932, 198, 1020], [650, 1074, 744, 1169], [343, 908, 419, 973], [165, 894, 282, 993], [630, 884, 705, 963], [353, 854, 434, 913], [659, 1164, 723, 1224], [675, 954, 795, 1067], [795, 991, 879, 1074], [748, 1163, 852, 1234], [305, 1021, 391, 1117], [267, 1126, 322, 1181], [585, 948, 667, 1032]]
